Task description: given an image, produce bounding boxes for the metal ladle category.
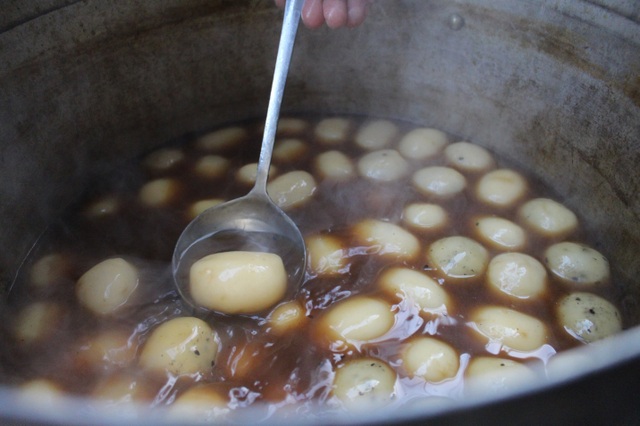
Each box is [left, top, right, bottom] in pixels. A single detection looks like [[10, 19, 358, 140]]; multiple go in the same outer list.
[[172, 0, 306, 310]]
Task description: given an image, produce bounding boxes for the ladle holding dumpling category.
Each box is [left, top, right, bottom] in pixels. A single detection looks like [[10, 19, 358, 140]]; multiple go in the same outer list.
[[172, 0, 306, 314]]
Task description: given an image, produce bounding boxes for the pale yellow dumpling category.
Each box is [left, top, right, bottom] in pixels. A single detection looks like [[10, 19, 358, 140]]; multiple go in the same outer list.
[[354, 120, 398, 150], [18, 380, 65, 408], [277, 117, 308, 135], [519, 198, 578, 237], [76, 258, 138, 316], [236, 163, 278, 186], [194, 155, 229, 179], [138, 178, 180, 207], [314, 150, 355, 181], [273, 138, 308, 163], [187, 198, 225, 219], [139, 317, 218, 376], [267, 300, 308, 335], [402, 203, 448, 231], [320, 296, 394, 344], [306, 234, 348, 276], [13, 302, 64, 345], [444, 141, 495, 172], [544, 242, 610, 286], [169, 384, 230, 421], [398, 128, 448, 160], [428, 236, 489, 279], [315, 117, 351, 145], [196, 127, 247, 152], [91, 374, 155, 406], [466, 357, 537, 395], [378, 267, 450, 315], [189, 251, 287, 314], [471, 306, 547, 352], [487, 253, 547, 299], [357, 149, 409, 182], [353, 219, 420, 261], [401, 337, 459, 383], [413, 166, 466, 197], [474, 216, 527, 251], [557, 292, 622, 343], [333, 358, 396, 410], [75, 330, 137, 372], [476, 169, 527, 207], [29, 253, 71, 290], [267, 170, 317, 210]]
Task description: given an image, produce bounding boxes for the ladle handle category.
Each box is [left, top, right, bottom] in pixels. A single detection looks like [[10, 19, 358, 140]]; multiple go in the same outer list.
[[253, 0, 304, 194]]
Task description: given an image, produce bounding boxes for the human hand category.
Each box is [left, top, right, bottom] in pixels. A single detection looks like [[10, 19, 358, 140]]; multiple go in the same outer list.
[[274, 0, 372, 29]]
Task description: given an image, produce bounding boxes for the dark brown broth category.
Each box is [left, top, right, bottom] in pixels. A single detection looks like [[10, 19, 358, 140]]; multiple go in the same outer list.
[[3, 115, 621, 412]]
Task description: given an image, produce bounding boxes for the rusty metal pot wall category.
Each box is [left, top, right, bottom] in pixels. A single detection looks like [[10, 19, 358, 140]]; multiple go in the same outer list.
[[0, 0, 639, 424]]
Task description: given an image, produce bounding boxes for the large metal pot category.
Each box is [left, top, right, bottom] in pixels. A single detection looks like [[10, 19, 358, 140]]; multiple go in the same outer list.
[[1, 0, 639, 424]]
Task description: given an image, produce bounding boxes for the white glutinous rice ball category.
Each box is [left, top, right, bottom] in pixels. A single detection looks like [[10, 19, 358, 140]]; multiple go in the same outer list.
[[91, 373, 155, 407], [196, 127, 247, 152], [267, 170, 317, 210], [544, 242, 610, 286], [487, 253, 547, 299], [444, 141, 495, 172], [398, 128, 448, 161], [353, 219, 420, 261], [557, 292, 622, 343], [401, 337, 459, 383], [357, 149, 409, 182], [315, 117, 351, 145], [332, 358, 396, 410], [473, 216, 527, 251], [320, 296, 394, 344], [402, 203, 448, 232], [378, 267, 450, 316], [413, 166, 466, 197], [428, 236, 489, 279], [519, 198, 578, 237], [465, 357, 537, 395], [314, 150, 355, 181], [354, 120, 398, 150], [76, 258, 138, 316], [189, 251, 287, 314], [139, 317, 218, 376], [306, 234, 348, 276], [470, 306, 547, 352], [138, 178, 180, 207], [476, 169, 527, 208]]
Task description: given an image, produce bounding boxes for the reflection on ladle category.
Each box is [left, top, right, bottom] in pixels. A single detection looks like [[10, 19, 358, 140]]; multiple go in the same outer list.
[[172, 0, 306, 313]]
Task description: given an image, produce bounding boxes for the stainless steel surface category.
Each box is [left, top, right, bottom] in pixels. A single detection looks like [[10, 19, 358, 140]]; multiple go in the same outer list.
[[0, 0, 639, 423], [172, 0, 306, 310]]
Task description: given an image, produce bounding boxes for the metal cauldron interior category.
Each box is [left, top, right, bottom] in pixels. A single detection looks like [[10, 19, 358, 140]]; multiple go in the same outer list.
[[0, 0, 639, 424]]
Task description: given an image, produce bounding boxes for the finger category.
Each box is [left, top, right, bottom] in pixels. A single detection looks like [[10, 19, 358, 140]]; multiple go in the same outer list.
[[323, 0, 348, 29], [347, 0, 371, 27], [302, 0, 326, 29], [274, 0, 286, 8]]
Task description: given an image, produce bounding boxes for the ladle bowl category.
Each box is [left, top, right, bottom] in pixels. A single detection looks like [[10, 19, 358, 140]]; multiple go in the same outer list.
[[172, 0, 306, 311]]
